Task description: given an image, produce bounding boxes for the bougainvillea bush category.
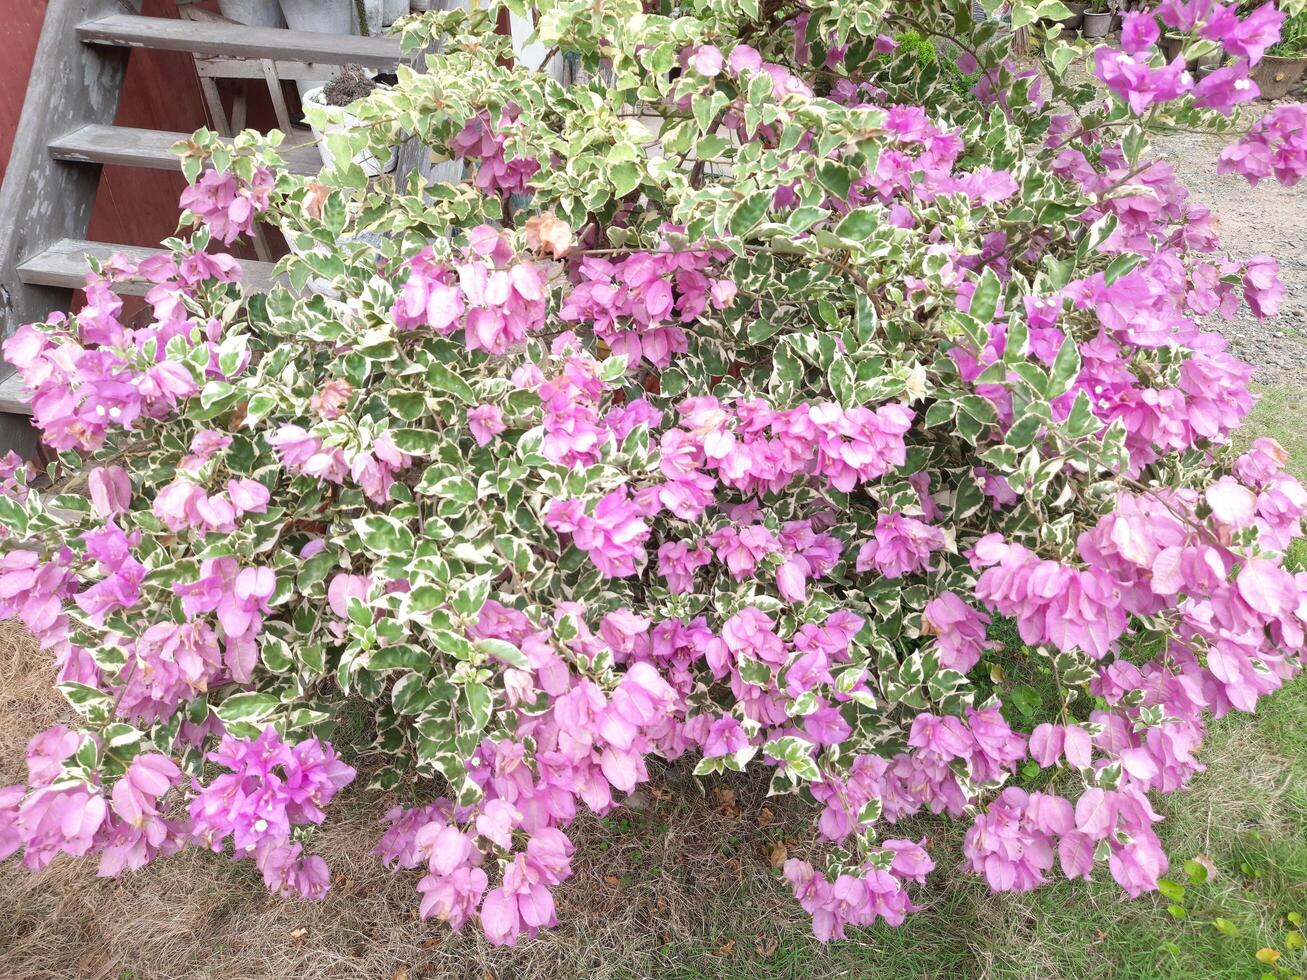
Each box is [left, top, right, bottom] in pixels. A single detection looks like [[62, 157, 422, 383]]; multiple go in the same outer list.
[[1, 0, 1306, 945]]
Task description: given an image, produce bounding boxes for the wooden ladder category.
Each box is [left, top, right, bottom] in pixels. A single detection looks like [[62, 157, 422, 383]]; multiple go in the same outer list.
[[0, 0, 407, 455]]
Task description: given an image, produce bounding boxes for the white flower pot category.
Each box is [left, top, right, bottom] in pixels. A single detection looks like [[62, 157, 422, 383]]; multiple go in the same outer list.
[[218, 0, 286, 27], [303, 85, 397, 178]]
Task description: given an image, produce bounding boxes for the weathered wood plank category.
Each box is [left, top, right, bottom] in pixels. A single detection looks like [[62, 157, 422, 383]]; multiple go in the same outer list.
[[48, 124, 324, 175], [192, 55, 375, 81], [0, 0, 144, 378], [78, 14, 406, 67], [18, 238, 279, 295], [0, 372, 31, 416]]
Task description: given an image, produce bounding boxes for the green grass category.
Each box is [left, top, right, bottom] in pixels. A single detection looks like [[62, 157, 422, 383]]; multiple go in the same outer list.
[[644, 385, 1307, 979]]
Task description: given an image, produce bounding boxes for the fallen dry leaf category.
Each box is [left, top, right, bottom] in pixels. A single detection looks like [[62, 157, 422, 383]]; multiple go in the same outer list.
[[289, 927, 308, 948], [524, 212, 573, 258], [419, 937, 442, 950], [756, 806, 775, 828], [648, 784, 674, 801], [392, 968, 410, 980], [713, 788, 739, 817], [714, 939, 736, 957], [1191, 852, 1219, 880], [755, 935, 779, 958], [304, 181, 331, 219], [603, 874, 623, 888], [769, 842, 788, 868]]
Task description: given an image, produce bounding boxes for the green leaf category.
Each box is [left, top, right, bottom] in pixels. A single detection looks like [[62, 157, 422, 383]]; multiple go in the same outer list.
[[475, 637, 530, 670], [1213, 917, 1239, 937], [426, 361, 475, 404], [461, 681, 493, 733], [215, 691, 279, 725], [763, 735, 820, 783], [817, 160, 854, 199], [58, 682, 112, 722], [729, 190, 771, 237], [1157, 878, 1186, 903], [834, 207, 879, 241], [970, 268, 1002, 324], [1048, 337, 1082, 397], [391, 672, 431, 715], [451, 573, 493, 619], [1182, 858, 1209, 886], [1010, 684, 1043, 718], [609, 161, 641, 197], [353, 515, 415, 556], [389, 428, 442, 455]]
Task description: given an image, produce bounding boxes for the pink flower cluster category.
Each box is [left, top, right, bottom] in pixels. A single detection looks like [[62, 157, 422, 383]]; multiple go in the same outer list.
[[809, 705, 1027, 843], [391, 225, 548, 356], [962, 785, 1167, 898], [783, 842, 932, 940], [3, 253, 243, 452], [372, 608, 682, 942], [546, 486, 650, 578], [559, 250, 737, 370], [921, 591, 993, 674], [173, 557, 276, 685], [269, 426, 410, 503], [1219, 104, 1307, 187], [1094, 2, 1284, 116], [0, 727, 183, 877], [116, 622, 225, 724], [153, 477, 270, 534], [179, 167, 274, 244], [855, 512, 944, 579], [451, 109, 541, 197], [660, 396, 915, 501], [190, 727, 354, 898]]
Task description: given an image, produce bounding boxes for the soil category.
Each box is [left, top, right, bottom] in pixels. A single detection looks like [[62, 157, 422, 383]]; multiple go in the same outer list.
[[1151, 127, 1307, 387], [322, 64, 377, 107]]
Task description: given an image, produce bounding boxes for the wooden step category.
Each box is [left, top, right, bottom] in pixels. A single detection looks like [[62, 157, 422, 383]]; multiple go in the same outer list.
[[0, 373, 30, 417], [17, 239, 278, 296], [48, 124, 324, 176], [77, 14, 405, 68]]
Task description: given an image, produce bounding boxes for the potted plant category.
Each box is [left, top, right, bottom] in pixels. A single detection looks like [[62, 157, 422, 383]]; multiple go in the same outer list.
[[218, 0, 286, 26], [303, 64, 397, 177], [1253, 6, 1307, 100], [1082, 0, 1114, 38]]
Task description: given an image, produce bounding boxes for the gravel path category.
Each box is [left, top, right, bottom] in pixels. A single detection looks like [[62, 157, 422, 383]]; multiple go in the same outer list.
[[1151, 128, 1307, 385]]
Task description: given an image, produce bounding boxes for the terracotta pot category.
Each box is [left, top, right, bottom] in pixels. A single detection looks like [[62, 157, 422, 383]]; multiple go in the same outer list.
[[1251, 54, 1307, 100], [1082, 11, 1112, 37]]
